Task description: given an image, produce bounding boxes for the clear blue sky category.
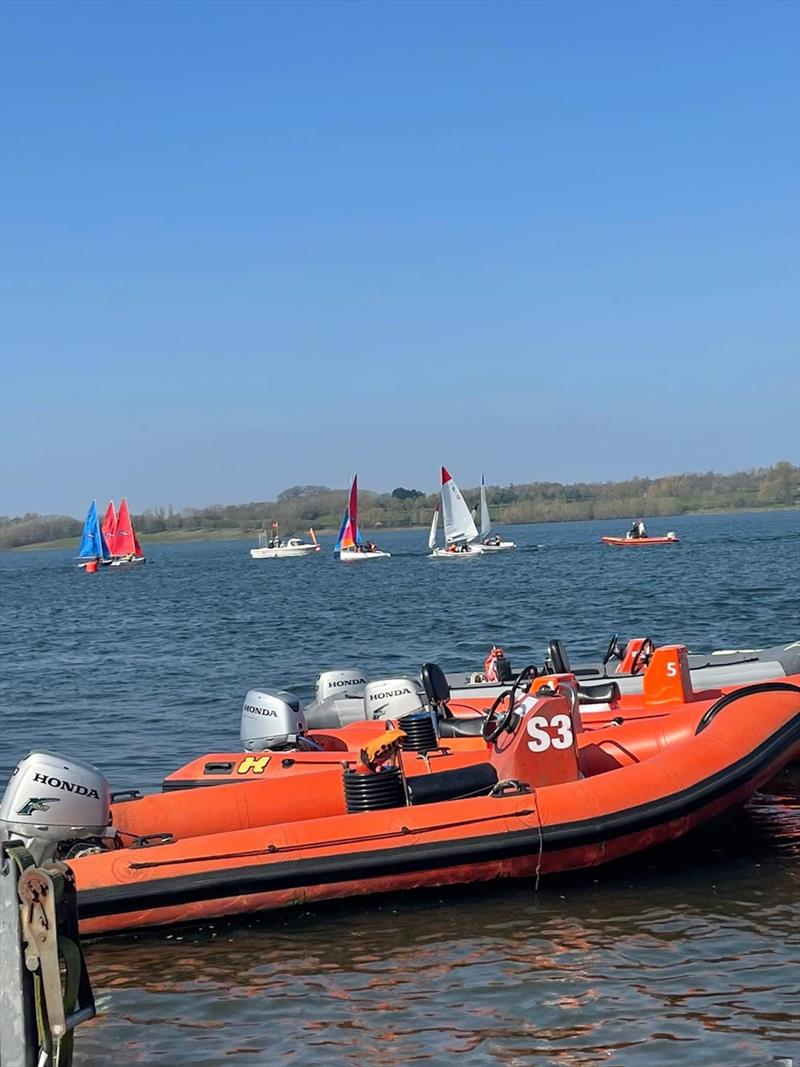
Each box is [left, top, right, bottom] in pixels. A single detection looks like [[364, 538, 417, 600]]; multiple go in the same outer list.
[[1, 0, 798, 517]]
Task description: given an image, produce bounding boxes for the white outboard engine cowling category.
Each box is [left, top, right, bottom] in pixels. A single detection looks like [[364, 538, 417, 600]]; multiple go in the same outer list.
[[240, 688, 308, 751], [0, 750, 111, 865], [315, 667, 367, 703], [363, 677, 427, 720]]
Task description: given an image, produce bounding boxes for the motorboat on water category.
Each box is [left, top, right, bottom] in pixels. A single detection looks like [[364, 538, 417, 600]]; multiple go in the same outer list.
[[298, 637, 800, 729], [3, 667, 796, 937], [602, 534, 679, 547], [335, 476, 390, 561], [429, 467, 484, 557], [444, 636, 800, 701], [477, 475, 515, 551], [164, 652, 800, 770], [250, 523, 321, 559], [602, 521, 678, 547]]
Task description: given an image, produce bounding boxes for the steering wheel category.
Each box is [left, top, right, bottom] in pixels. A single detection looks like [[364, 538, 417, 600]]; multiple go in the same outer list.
[[481, 663, 538, 744], [602, 633, 622, 666], [630, 638, 655, 675], [513, 663, 538, 686]]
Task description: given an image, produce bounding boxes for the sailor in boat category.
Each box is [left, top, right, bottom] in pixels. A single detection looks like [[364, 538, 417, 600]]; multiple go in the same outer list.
[[627, 520, 647, 540], [483, 534, 502, 547], [446, 541, 469, 553]]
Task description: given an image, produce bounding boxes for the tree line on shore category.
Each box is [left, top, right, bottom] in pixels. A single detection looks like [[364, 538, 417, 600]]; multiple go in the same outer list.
[[1, 462, 796, 549]]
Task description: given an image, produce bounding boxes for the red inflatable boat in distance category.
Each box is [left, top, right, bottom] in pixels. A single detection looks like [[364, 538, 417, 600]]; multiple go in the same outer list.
[[601, 534, 679, 547]]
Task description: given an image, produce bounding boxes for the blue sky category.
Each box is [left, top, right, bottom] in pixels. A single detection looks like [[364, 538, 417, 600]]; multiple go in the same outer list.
[[1, 0, 798, 517]]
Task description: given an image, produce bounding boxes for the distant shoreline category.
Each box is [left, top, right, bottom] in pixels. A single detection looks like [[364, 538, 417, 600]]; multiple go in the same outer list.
[[9, 504, 797, 552]]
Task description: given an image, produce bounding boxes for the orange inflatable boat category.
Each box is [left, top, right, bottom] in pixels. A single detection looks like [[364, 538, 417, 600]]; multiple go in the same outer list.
[[146, 646, 799, 798], [601, 534, 679, 547], [57, 677, 798, 935], [441, 644, 800, 728]]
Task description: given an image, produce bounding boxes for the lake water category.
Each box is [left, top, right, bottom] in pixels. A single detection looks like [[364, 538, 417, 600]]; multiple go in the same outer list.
[[1, 510, 798, 1066]]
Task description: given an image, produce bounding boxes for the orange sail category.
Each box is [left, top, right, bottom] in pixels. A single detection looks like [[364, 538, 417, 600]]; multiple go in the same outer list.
[[114, 499, 144, 558]]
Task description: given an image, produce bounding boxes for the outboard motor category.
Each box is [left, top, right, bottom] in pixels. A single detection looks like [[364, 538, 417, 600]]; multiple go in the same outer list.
[[304, 668, 369, 730], [363, 677, 427, 720], [0, 750, 111, 864], [363, 677, 438, 753], [314, 667, 367, 702], [240, 688, 309, 751]]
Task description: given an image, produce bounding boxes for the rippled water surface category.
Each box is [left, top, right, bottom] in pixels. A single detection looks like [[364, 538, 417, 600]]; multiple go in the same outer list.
[[1, 511, 798, 1065]]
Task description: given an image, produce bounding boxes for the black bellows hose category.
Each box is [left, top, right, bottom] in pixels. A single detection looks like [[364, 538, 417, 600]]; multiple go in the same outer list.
[[343, 768, 406, 812]]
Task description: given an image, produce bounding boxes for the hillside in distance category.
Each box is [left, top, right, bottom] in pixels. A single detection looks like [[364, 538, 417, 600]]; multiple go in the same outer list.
[[1, 462, 797, 549]]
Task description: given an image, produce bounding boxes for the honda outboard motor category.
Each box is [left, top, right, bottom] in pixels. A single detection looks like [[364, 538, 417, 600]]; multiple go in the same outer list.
[[240, 688, 309, 751], [363, 677, 427, 720], [314, 667, 367, 702], [305, 667, 371, 730], [0, 750, 111, 865], [363, 678, 439, 752]]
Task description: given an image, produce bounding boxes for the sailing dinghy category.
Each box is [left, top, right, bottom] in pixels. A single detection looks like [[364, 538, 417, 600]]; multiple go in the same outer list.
[[107, 498, 146, 566], [430, 467, 484, 557], [100, 501, 117, 552], [336, 476, 390, 561], [76, 500, 112, 569], [477, 475, 515, 550]]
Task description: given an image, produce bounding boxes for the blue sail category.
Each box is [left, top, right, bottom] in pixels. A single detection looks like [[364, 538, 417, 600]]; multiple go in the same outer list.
[[78, 500, 110, 559]]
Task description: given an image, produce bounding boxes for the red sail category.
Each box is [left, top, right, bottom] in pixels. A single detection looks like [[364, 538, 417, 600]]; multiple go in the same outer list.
[[114, 499, 143, 558], [101, 501, 117, 552], [348, 475, 359, 535]]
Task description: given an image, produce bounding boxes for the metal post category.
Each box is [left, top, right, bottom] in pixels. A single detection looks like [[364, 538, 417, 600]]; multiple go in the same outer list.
[[0, 839, 36, 1067]]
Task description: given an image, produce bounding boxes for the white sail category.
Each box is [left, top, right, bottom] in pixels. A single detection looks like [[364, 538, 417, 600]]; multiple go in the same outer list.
[[440, 467, 479, 544], [479, 476, 491, 537], [428, 507, 439, 550]]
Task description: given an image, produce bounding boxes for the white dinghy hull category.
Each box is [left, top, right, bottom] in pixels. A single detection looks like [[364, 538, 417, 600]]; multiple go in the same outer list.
[[430, 544, 484, 558], [340, 548, 391, 561]]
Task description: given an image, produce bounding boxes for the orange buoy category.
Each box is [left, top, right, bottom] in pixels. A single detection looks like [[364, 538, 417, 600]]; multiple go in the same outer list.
[[85, 560, 99, 573]]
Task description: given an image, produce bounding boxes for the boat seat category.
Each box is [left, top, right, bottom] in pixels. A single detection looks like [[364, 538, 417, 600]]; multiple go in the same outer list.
[[547, 639, 571, 674], [578, 682, 620, 705], [438, 716, 485, 738], [421, 662, 452, 715]]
